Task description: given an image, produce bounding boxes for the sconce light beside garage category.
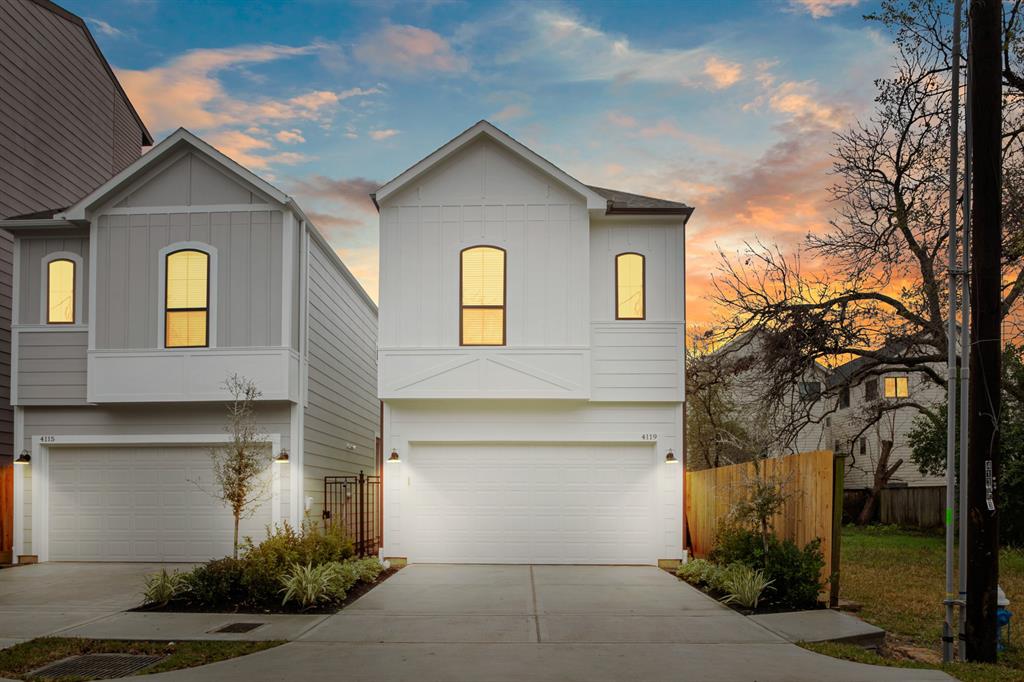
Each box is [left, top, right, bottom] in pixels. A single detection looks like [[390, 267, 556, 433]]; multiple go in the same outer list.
[[665, 449, 678, 464], [15, 450, 30, 465], [388, 449, 401, 464], [275, 448, 290, 464]]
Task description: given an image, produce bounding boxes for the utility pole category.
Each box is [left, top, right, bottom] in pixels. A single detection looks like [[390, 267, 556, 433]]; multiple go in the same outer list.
[[965, 0, 1001, 663]]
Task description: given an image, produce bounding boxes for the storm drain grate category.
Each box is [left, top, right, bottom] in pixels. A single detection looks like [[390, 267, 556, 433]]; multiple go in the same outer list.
[[212, 621, 265, 633], [29, 654, 164, 679]]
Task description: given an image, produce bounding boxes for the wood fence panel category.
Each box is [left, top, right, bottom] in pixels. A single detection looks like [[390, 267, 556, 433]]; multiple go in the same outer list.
[[0, 463, 11, 563], [685, 450, 836, 586]]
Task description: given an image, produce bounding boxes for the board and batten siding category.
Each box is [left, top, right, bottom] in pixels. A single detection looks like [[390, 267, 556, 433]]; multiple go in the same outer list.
[[379, 137, 590, 350], [94, 210, 284, 350], [589, 219, 685, 402], [302, 236, 379, 522], [17, 403, 292, 555], [17, 236, 90, 325], [0, 0, 145, 220]]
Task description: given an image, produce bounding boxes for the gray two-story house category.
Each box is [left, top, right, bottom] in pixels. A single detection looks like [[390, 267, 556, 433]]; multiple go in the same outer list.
[[2, 129, 378, 563]]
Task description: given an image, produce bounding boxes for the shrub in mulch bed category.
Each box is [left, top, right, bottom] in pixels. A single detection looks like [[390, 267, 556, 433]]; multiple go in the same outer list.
[[137, 520, 398, 614], [674, 524, 826, 615]]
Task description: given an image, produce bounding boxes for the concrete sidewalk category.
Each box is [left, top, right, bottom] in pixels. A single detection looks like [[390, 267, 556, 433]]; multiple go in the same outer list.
[[143, 564, 951, 681]]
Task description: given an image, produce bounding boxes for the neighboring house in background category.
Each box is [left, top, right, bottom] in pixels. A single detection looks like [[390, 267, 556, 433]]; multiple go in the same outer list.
[[0, 0, 152, 561], [2, 129, 378, 562], [376, 121, 690, 565], [826, 357, 945, 491]]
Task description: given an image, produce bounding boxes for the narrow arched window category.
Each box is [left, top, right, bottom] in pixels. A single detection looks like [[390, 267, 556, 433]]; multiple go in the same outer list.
[[165, 249, 209, 348], [461, 246, 505, 345], [47, 259, 75, 324], [615, 253, 645, 319]]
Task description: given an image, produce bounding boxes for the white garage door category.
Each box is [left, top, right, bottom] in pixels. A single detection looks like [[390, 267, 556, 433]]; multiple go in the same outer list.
[[406, 443, 659, 564], [49, 445, 273, 562]]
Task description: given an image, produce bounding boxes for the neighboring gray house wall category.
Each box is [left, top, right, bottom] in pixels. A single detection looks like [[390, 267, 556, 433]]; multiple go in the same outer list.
[[0, 0, 151, 219], [0, 0, 151, 477], [302, 236, 379, 522]]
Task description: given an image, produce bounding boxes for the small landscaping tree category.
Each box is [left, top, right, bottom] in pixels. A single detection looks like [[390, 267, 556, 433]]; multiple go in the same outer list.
[[728, 458, 792, 557], [209, 374, 271, 558]]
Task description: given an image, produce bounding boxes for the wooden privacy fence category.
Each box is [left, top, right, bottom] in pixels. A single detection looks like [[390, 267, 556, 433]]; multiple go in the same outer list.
[[685, 450, 844, 605], [0, 463, 11, 564]]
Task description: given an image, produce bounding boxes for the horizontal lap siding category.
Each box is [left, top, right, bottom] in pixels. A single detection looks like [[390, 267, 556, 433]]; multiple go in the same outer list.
[[0, 0, 144, 219], [0, 232, 11, 456], [303, 239, 378, 522], [17, 331, 87, 404]]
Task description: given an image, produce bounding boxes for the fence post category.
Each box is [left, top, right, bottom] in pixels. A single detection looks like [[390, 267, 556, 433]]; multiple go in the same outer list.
[[830, 453, 845, 608], [358, 470, 367, 556]]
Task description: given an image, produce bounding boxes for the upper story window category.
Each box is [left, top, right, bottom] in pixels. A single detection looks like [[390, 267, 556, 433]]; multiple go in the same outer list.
[[165, 249, 209, 348], [799, 381, 821, 402], [461, 246, 505, 346], [864, 378, 879, 402], [884, 376, 910, 398], [46, 259, 75, 324], [838, 386, 850, 409], [615, 253, 645, 320]]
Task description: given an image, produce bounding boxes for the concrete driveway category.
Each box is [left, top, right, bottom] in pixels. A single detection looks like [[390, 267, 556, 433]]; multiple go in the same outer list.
[[0, 562, 177, 649], [146, 564, 951, 681]]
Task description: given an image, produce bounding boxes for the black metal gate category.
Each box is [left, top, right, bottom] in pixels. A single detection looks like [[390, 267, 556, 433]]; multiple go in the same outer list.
[[323, 471, 381, 556]]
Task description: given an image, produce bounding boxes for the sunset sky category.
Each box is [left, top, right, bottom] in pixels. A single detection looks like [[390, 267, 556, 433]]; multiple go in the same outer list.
[[66, 0, 895, 327]]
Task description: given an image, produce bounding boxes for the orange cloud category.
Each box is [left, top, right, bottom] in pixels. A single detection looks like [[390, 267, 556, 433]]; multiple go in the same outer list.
[[354, 24, 468, 75], [789, 0, 861, 18], [703, 57, 742, 89], [369, 129, 400, 141]]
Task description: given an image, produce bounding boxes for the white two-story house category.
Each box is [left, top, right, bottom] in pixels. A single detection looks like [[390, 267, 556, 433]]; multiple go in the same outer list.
[[3, 129, 378, 563], [376, 121, 691, 565]]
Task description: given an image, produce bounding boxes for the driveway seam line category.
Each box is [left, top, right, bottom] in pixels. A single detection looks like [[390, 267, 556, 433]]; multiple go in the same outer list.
[[529, 566, 541, 643]]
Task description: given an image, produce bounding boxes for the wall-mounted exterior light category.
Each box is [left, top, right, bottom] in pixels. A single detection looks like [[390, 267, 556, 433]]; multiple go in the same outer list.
[[15, 450, 30, 465], [388, 449, 401, 464], [665, 450, 678, 464], [275, 448, 290, 464]]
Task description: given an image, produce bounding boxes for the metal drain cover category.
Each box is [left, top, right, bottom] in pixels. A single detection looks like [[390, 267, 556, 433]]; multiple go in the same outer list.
[[213, 621, 265, 633], [30, 653, 163, 679]]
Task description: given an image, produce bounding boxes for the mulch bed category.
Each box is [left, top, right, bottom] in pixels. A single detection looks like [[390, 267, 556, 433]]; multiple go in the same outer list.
[[663, 567, 824, 616], [133, 566, 400, 615]]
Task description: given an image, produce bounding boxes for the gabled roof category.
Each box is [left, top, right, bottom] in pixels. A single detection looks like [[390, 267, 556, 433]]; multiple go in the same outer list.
[[373, 120, 609, 211], [59, 128, 289, 221], [26, 0, 152, 146]]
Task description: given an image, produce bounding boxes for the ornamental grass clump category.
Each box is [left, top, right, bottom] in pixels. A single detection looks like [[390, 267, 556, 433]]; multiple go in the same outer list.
[[142, 569, 189, 607], [721, 565, 774, 610]]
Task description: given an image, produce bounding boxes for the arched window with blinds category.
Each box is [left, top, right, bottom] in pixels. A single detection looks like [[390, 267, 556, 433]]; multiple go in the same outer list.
[[47, 259, 75, 324], [165, 249, 210, 348], [615, 252, 645, 319], [460, 245, 505, 346]]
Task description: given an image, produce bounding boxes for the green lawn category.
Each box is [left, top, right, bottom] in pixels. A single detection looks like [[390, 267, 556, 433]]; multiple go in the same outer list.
[[0, 638, 283, 680], [805, 525, 1024, 681]]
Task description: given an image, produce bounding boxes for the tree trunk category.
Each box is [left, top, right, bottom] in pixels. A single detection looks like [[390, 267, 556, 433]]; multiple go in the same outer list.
[[857, 440, 902, 525], [233, 514, 240, 560]]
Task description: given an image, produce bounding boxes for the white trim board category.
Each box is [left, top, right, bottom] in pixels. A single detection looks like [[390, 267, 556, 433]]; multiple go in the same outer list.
[[27, 432, 286, 563]]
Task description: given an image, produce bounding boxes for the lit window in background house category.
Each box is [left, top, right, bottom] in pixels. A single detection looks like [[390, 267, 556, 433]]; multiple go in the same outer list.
[[884, 376, 910, 398], [47, 259, 75, 323], [461, 246, 505, 345], [616, 253, 645, 319], [165, 250, 209, 348]]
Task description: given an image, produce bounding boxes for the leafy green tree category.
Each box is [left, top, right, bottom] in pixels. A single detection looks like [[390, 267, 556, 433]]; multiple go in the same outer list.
[[907, 345, 1024, 546]]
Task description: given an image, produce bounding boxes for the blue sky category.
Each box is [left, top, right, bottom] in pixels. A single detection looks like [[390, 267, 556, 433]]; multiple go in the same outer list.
[[67, 0, 893, 322]]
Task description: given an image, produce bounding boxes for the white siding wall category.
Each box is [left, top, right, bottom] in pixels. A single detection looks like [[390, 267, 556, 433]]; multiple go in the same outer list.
[[378, 138, 592, 400]]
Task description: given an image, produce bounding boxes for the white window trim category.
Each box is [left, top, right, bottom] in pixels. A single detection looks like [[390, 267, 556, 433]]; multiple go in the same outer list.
[[21, 432, 288, 563], [157, 241, 218, 349], [39, 251, 84, 325]]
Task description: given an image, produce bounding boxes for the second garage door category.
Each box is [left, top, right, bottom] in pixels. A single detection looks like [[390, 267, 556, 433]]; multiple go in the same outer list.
[[406, 443, 659, 564], [49, 445, 273, 562]]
